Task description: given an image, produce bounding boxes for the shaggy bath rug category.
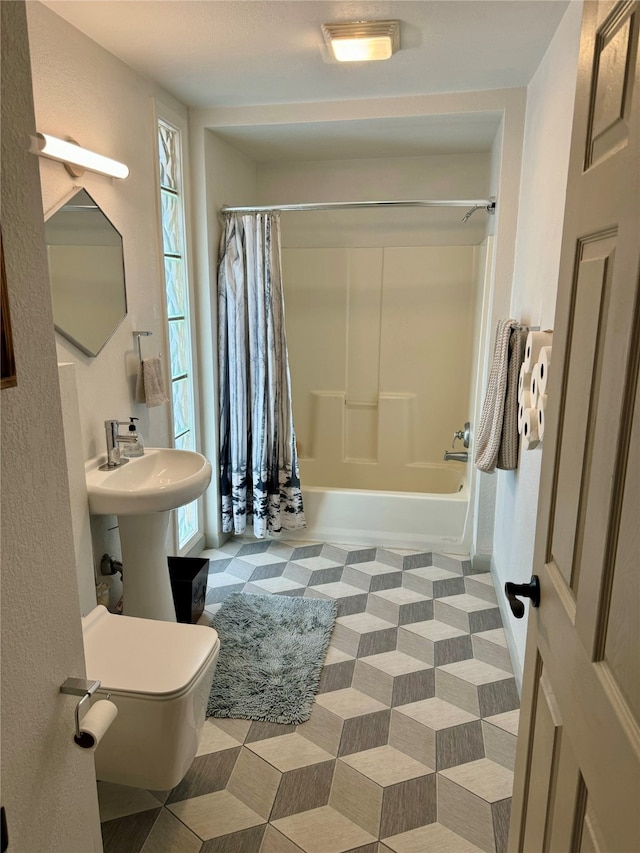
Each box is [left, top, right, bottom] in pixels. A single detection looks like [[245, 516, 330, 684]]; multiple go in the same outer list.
[[207, 592, 337, 724]]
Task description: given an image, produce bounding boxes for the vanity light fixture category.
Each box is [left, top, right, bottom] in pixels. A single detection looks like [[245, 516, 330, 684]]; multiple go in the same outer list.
[[32, 133, 130, 180], [322, 20, 400, 62]]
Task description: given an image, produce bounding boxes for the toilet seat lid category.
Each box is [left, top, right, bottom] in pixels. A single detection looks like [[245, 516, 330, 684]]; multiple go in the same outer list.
[[82, 606, 219, 698]]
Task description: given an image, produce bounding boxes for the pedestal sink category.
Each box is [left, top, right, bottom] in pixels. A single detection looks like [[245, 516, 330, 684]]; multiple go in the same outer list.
[[85, 448, 212, 621]]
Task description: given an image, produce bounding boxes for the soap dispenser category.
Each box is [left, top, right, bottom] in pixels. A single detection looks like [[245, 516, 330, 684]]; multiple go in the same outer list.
[[123, 417, 144, 457]]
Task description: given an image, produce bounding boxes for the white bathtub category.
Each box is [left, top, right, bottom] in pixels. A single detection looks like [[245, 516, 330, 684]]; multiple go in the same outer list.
[[288, 462, 470, 552]]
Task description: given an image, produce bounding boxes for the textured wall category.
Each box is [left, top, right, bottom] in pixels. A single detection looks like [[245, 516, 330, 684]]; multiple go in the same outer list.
[[491, 1, 583, 683], [26, 2, 179, 459], [0, 3, 102, 849], [258, 152, 491, 247], [26, 2, 191, 567]]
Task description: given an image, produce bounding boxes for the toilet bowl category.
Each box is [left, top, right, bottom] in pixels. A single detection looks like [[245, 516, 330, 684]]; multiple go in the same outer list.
[[82, 605, 220, 790]]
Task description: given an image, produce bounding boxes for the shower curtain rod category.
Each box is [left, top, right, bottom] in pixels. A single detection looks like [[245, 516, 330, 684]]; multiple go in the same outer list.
[[221, 198, 496, 218]]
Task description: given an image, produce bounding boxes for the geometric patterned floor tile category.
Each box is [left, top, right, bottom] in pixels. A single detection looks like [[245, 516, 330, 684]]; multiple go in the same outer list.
[[483, 709, 520, 738], [260, 824, 306, 853], [166, 747, 241, 804], [205, 574, 245, 605], [430, 553, 473, 574], [225, 553, 288, 582], [97, 782, 160, 823], [243, 576, 306, 596], [246, 732, 334, 771], [318, 646, 356, 694], [227, 748, 282, 819], [101, 537, 519, 853], [397, 620, 473, 667], [374, 549, 433, 570], [244, 734, 336, 820], [434, 594, 503, 634], [322, 544, 378, 565], [166, 789, 264, 841], [366, 587, 433, 626], [101, 808, 162, 853], [472, 629, 513, 673], [289, 544, 325, 561], [353, 650, 435, 707], [464, 573, 498, 604], [437, 758, 513, 853], [298, 688, 390, 756], [245, 720, 296, 744], [138, 807, 202, 853], [331, 613, 398, 657], [435, 659, 519, 718], [271, 805, 378, 852], [334, 745, 437, 837], [402, 566, 465, 599], [196, 719, 244, 757], [341, 561, 403, 592], [482, 710, 520, 771], [305, 582, 368, 617], [380, 821, 485, 852], [339, 744, 434, 788], [283, 556, 344, 586], [390, 697, 484, 770], [211, 717, 252, 743], [202, 550, 234, 575], [200, 824, 267, 852]]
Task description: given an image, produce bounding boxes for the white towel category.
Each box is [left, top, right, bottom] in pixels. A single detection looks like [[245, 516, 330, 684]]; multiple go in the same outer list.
[[475, 319, 518, 473], [135, 356, 169, 407]]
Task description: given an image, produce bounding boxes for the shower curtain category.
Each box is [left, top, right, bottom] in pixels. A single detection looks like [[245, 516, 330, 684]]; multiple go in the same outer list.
[[217, 211, 305, 538]]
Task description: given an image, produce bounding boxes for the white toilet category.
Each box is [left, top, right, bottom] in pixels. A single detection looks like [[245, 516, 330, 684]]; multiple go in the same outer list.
[[82, 605, 220, 790]]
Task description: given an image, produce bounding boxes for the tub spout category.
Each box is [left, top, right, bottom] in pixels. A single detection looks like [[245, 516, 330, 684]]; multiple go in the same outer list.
[[444, 451, 469, 462]]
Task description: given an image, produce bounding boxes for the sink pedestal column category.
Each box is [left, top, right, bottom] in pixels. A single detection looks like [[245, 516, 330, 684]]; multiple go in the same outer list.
[[117, 511, 177, 621]]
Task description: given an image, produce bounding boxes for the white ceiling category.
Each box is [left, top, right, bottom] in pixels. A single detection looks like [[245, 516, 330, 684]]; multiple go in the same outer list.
[[41, 0, 570, 161]]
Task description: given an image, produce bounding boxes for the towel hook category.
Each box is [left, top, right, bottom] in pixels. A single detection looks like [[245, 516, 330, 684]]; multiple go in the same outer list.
[[133, 330, 152, 362]]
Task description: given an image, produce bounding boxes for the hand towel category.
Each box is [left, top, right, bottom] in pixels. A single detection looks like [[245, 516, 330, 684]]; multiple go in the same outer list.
[[135, 356, 169, 407], [475, 319, 518, 473], [497, 327, 524, 470]]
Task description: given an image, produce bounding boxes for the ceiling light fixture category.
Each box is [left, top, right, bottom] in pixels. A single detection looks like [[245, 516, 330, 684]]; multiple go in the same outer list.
[[322, 20, 400, 63], [31, 133, 130, 180]]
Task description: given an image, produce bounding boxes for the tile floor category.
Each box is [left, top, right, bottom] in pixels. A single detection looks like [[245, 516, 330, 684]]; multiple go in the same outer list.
[[99, 538, 519, 853]]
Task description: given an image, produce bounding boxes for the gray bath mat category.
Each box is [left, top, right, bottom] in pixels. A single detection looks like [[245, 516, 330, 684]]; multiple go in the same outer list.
[[207, 592, 337, 724]]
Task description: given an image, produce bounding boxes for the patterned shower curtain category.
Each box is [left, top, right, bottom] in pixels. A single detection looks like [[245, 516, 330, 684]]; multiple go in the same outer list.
[[217, 211, 305, 538]]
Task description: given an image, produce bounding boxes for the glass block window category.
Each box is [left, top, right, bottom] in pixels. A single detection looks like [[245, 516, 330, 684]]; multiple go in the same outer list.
[[157, 118, 198, 550]]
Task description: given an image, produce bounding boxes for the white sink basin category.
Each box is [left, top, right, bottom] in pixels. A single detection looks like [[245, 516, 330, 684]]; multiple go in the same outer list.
[[85, 447, 212, 516]]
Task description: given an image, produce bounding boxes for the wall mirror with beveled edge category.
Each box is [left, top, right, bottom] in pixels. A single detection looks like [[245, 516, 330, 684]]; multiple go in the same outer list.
[[45, 187, 127, 357]]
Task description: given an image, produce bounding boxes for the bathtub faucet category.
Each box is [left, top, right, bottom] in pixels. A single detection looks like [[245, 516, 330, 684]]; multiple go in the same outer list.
[[443, 450, 469, 462]]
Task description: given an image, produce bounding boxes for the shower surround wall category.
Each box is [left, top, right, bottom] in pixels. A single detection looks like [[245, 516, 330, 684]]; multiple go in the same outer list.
[[282, 244, 478, 490]]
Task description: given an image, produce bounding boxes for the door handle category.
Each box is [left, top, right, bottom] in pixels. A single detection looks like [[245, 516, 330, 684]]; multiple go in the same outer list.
[[504, 575, 540, 618]]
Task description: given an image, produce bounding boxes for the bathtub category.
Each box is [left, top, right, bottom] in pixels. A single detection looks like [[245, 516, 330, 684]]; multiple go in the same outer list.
[[288, 461, 470, 552]]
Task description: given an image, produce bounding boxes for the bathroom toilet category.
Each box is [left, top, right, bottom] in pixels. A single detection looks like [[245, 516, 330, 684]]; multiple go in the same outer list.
[[82, 605, 220, 790]]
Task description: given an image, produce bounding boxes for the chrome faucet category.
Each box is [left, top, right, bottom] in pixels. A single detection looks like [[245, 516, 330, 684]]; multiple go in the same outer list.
[[443, 450, 469, 462], [99, 419, 137, 470]]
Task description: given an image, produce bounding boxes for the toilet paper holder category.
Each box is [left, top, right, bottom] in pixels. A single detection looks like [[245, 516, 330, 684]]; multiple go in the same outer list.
[[60, 677, 103, 740]]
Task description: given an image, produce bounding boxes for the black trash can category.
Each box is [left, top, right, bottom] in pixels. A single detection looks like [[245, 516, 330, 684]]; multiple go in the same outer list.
[[167, 556, 209, 624]]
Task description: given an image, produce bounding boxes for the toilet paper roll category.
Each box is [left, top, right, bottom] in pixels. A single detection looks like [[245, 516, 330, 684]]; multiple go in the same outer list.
[[518, 392, 533, 434], [74, 699, 118, 752], [529, 363, 542, 407], [518, 363, 532, 400], [521, 408, 540, 449], [538, 346, 552, 394], [523, 331, 553, 372], [537, 394, 548, 440]]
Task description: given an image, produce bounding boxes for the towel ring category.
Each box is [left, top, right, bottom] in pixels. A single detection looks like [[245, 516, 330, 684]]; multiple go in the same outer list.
[[133, 330, 152, 362]]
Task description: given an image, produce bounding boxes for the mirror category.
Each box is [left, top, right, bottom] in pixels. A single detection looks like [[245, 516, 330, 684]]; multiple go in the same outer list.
[[45, 188, 126, 357]]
